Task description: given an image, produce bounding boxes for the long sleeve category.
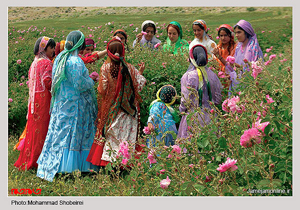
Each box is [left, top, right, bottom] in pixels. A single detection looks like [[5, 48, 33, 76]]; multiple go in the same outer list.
[[147, 102, 165, 126], [68, 58, 95, 93], [98, 64, 109, 96], [41, 60, 53, 91], [79, 53, 100, 64]]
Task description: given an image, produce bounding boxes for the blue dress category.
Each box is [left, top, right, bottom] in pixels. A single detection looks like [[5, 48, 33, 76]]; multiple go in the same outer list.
[[36, 52, 98, 182], [147, 102, 177, 147]]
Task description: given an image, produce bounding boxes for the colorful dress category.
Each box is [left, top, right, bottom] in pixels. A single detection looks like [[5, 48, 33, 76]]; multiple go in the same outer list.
[[226, 20, 263, 94], [163, 21, 189, 55], [37, 31, 98, 182], [87, 61, 146, 166], [14, 43, 53, 170], [147, 101, 178, 147], [178, 45, 222, 139], [79, 53, 100, 64]]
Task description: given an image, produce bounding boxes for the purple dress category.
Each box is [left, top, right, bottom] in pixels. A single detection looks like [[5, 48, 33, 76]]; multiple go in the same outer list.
[[178, 67, 222, 138]]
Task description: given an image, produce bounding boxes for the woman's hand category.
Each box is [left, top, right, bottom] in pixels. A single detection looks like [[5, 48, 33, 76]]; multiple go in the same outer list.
[[147, 122, 154, 131], [136, 33, 143, 43], [138, 62, 145, 74], [97, 49, 107, 59], [212, 47, 220, 57]]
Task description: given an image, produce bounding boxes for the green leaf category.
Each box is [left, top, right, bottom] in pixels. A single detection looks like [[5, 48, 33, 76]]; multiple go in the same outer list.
[[264, 124, 272, 135], [218, 137, 227, 149], [257, 179, 271, 189]]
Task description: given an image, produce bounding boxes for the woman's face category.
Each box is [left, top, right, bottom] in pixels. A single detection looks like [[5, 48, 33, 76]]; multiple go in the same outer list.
[[82, 46, 94, 55], [192, 24, 204, 40], [234, 27, 247, 42], [167, 26, 179, 43], [45, 45, 55, 59], [144, 26, 155, 41], [116, 33, 126, 44], [219, 29, 231, 45]]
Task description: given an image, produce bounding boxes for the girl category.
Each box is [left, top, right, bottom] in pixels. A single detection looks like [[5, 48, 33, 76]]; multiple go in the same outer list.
[[14, 36, 55, 170], [178, 44, 222, 139], [36, 31, 100, 182], [87, 37, 146, 166], [79, 38, 107, 64], [212, 24, 236, 89], [113, 29, 129, 51], [133, 20, 161, 50], [226, 20, 263, 94], [147, 85, 179, 147], [163, 21, 189, 55], [189, 19, 217, 61]]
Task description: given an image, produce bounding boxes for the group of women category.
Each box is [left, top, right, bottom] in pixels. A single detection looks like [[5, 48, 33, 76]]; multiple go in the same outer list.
[[13, 18, 263, 182]]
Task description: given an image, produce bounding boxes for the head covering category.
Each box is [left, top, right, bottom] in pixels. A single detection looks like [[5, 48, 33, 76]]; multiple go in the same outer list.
[[29, 36, 52, 114], [234, 19, 263, 63], [189, 44, 212, 106], [193, 19, 208, 33], [51, 31, 85, 106], [218, 24, 234, 39], [141, 20, 156, 33], [163, 21, 189, 55], [190, 19, 215, 51], [113, 29, 128, 41], [85, 38, 95, 48], [55, 40, 65, 56], [150, 85, 179, 123]]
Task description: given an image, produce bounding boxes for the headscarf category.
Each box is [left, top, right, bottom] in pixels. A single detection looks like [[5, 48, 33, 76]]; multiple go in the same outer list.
[[29, 36, 52, 114], [234, 20, 263, 63], [189, 44, 212, 106], [55, 40, 65, 56], [141, 20, 156, 33], [217, 24, 234, 39], [113, 29, 128, 42], [163, 21, 189, 55], [85, 38, 95, 48], [216, 24, 236, 57], [149, 85, 179, 123], [51, 31, 85, 107]]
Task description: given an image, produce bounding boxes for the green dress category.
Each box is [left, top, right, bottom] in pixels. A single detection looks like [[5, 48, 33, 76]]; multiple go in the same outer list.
[[163, 21, 189, 55]]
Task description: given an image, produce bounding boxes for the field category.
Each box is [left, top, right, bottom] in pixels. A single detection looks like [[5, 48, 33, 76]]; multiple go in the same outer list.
[[8, 7, 292, 197]]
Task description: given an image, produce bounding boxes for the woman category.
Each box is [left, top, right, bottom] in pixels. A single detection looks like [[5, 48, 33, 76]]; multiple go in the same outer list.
[[178, 44, 222, 139], [189, 19, 217, 60], [226, 20, 263, 94], [212, 24, 236, 89], [79, 38, 107, 64], [14, 36, 55, 170], [113, 29, 129, 51], [162, 21, 189, 55], [87, 38, 146, 166], [36, 31, 99, 182], [133, 20, 161, 50], [147, 85, 179, 147]]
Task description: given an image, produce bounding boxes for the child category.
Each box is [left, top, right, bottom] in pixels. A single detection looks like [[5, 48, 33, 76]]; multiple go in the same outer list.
[[79, 38, 107, 64], [147, 85, 179, 147]]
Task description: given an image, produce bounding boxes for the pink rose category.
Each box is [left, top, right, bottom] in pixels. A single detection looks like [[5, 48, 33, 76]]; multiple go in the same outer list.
[[8, 98, 13, 102], [217, 157, 238, 172], [240, 128, 262, 148], [160, 169, 166, 174], [160, 176, 171, 189], [141, 31, 147, 35], [269, 54, 276, 61], [19, 83, 23, 86], [218, 71, 226, 78], [226, 56, 235, 64], [17, 59, 22, 64], [121, 158, 128, 165], [147, 150, 157, 164], [266, 94, 275, 104], [253, 119, 270, 134], [89, 71, 99, 82], [154, 43, 161, 48], [118, 141, 130, 159], [143, 126, 151, 135]]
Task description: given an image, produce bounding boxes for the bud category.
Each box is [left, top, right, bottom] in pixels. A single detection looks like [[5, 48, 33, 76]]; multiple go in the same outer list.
[[270, 164, 275, 169]]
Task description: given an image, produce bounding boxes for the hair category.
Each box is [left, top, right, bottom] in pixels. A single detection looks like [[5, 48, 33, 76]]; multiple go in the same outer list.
[[193, 23, 205, 31], [34, 37, 56, 55], [234, 25, 251, 39], [113, 31, 129, 51], [108, 41, 124, 79], [167, 24, 180, 36], [142, 23, 156, 34], [218, 27, 236, 56]]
